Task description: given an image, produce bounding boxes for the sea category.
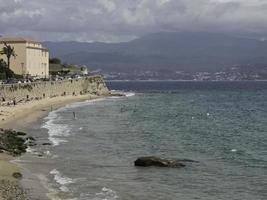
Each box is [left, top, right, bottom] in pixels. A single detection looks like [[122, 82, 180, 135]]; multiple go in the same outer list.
[[17, 81, 267, 200]]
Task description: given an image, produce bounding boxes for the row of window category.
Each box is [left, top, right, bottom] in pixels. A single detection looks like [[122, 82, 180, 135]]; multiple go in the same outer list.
[[27, 42, 42, 48], [20, 62, 47, 75], [27, 62, 48, 69], [27, 49, 48, 57]]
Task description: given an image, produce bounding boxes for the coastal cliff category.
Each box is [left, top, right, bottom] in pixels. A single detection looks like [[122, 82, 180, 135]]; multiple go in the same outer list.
[[0, 76, 109, 105]]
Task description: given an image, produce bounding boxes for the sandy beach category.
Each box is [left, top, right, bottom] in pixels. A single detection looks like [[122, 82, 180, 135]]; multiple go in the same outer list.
[[0, 94, 106, 200]]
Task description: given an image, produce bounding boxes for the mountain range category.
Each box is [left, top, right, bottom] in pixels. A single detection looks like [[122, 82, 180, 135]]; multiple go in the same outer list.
[[44, 32, 267, 74]]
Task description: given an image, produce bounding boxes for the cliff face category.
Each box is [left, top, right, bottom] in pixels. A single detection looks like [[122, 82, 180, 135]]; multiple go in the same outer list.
[[0, 76, 109, 104]]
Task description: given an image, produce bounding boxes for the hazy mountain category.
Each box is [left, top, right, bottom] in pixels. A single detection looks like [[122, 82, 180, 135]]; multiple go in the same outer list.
[[44, 32, 267, 73]]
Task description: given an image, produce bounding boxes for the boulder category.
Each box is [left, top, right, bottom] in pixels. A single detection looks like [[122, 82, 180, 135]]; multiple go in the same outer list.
[[12, 172, 23, 179], [134, 156, 186, 168], [42, 143, 52, 146], [16, 132, 27, 136]]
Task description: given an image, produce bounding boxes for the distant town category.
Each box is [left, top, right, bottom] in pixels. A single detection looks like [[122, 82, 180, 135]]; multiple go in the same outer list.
[[100, 64, 267, 81], [1, 36, 267, 82]]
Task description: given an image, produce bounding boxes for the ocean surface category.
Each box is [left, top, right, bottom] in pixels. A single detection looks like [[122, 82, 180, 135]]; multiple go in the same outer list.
[[19, 81, 267, 200]]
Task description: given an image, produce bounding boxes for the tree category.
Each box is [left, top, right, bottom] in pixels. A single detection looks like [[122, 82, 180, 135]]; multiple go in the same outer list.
[[0, 59, 17, 79], [49, 57, 61, 64], [0, 42, 17, 69]]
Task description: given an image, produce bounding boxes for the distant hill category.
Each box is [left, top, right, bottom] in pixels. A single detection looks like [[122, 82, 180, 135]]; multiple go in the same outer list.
[[44, 32, 267, 73]]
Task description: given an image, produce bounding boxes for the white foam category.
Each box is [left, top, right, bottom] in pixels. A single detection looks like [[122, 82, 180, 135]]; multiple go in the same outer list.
[[37, 173, 61, 200], [50, 169, 75, 186], [231, 149, 237, 152], [42, 110, 70, 146], [45, 150, 52, 156], [37, 173, 78, 200], [125, 92, 135, 97], [65, 98, 106, 109], [26, 146, 35, 153], [42, 97, 110, 146], [93, 187, 119, 200]]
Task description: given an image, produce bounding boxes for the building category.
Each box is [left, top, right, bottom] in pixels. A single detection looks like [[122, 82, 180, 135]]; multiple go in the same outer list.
[[0, 37, 49, 78], [81, 65, 88, 75]]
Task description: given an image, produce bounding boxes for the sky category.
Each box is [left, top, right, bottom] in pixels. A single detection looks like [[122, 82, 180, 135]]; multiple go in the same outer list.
[[0, 0, 267, 42]]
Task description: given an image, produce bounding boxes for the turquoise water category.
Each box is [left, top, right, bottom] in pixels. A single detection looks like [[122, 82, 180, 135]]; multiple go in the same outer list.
[[23, 82, 267, 200]]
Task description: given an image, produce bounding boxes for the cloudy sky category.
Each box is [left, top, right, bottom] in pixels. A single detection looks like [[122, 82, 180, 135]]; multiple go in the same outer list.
[[0, 0, 267, 42]]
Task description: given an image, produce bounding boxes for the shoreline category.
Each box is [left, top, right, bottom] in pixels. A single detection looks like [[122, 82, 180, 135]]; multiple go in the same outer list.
[[0, 93, 109, 200]]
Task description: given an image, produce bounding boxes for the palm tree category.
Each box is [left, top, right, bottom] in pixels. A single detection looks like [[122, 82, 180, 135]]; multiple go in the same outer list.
[[0, 42, 17, 69]]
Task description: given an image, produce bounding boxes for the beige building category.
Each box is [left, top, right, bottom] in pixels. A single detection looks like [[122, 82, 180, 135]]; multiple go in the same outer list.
[[0, 37, 49, 78]]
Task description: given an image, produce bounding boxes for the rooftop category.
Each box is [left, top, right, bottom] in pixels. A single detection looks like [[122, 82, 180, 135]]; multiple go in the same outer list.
[[0, 37, 41, 44]]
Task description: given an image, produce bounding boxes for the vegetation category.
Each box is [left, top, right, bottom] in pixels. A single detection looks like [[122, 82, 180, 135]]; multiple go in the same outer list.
[[0, 43, 17, 69], [49, 57, 61, 64], [0, 59, 22, 80]]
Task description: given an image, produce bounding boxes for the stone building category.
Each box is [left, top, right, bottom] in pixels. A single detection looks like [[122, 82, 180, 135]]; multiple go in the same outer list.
[[0, 37, 49, 78]]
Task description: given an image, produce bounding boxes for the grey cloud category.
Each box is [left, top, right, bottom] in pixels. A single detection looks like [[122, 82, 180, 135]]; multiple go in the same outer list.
[[0, 0, 267, 42]]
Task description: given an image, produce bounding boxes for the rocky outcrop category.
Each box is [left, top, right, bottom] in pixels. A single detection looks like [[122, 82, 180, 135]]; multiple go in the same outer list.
[[134, 156, 190, 168], [0, 129, 35, 155]]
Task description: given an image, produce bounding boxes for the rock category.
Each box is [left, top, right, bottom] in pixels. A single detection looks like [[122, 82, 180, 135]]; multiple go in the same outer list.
[[26, 136, 35, 141], [134, 156, 186, 168], [42, 143, 52, 146], [12, 172, 23, 179], [0, 129, 34, 156], [16, 131, 27, 136], [28, 142, 37, 147]]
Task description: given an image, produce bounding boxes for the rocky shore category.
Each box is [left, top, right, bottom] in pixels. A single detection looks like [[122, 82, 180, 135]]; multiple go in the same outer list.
[[0, 129, 35, 200]]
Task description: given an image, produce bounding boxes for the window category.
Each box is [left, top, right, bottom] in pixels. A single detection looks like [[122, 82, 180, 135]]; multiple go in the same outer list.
[[21, 63, 25, 74]]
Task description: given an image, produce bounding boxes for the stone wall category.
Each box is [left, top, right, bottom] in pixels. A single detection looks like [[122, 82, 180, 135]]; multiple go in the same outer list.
[[0, 76, 109, 105]]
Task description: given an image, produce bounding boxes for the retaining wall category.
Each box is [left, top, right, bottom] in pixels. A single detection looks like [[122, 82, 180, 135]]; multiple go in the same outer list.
[[0, 76, 109, 105]]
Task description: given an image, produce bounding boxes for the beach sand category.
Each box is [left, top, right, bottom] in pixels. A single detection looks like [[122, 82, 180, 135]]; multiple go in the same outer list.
[[0, 94, 106, 199]]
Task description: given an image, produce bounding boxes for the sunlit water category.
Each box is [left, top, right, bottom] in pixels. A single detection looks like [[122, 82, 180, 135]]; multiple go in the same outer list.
[[21, 81, 267, 200]]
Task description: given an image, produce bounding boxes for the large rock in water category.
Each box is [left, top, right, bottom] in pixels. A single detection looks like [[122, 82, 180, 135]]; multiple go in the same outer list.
[[134, 156, 187, 168]]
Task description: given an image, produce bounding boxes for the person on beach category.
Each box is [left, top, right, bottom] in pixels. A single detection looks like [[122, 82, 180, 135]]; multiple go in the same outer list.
[[73, 111, 76, 119]]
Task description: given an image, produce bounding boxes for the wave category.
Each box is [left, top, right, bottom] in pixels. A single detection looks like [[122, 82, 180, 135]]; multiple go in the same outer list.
[[93, 187, 119, 200], [42, 110, 70, 146], [37, 171, 78, 200], [26, 146, 36, 154], [109, 92, 135, 99], [50, 169, 75, 192], [37, 173, 61, 200], [65, 98, 107, 109], [42, 97, 109, 146], [124, 92, 135, 97]]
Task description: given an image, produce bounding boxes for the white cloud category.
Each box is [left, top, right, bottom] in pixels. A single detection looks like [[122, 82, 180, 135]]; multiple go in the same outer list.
[[97, 0, 116, 12], [0, 0, 267, 42]]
